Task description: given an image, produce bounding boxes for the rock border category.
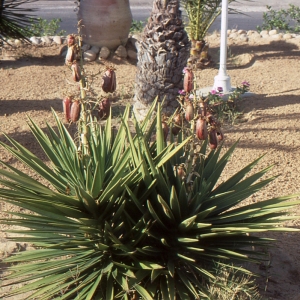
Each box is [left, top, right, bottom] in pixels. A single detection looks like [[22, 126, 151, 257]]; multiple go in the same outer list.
[[2, 29, 300, 63]]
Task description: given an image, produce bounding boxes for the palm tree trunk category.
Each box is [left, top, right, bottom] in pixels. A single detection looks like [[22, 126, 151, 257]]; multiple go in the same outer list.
[[134, 0, 190, 120]]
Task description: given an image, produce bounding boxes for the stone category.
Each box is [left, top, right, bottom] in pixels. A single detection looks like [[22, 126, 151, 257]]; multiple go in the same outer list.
[[239, 34, 249, 42], [99, 46, 110, 60], [283, 33, 292, 40], [227, 29, 231, 35], [127, 49, 137, 60], [81, 44, 91, 52], [269, 29, 278, 35], [127, 36, 139, 49], [29, 36, 41, 45], [53, 36, 62, 44], [90, 45, 100, 54], [14, 39, 23, 46], [83, 50, 97, 62], [61, 49, 68, 57], [41, 36, 52, 45], [238, 29, 247, 34], [229, 33, 238, 39], [247, 30, 257, 36], [231, 29, 238, 33], [115, 45, 127, 58], [260, 30, 269, 37], [270, 34, 282, 40]]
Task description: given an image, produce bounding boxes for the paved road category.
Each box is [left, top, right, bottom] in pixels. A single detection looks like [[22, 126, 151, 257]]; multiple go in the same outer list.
[[22, 0, 300, 35]]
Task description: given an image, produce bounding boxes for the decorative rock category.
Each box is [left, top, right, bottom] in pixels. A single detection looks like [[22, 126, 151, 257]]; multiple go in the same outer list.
[[61, 49, 68, 57], [14, 39, 23, 46], [269, 29, 278, 35], [248, 31, 261, 39], [238, 29, 247, 34], [81, 44, 91, 52], [53, 36, 62, 44], [247, 30, 257, 36], [260, 30, 269, 37], [270, 34, 281, 40], [227, 29, 231, 35], [128, 36, 139, 48], [239, 34, 249, 42], [83, 50, 97, 62], [231, 29, 238, 33], [115, 45, 127, 58], [283, 33, 292, 39], [41, 36, 52, 44], [229, 32, 238, 39], [29, 36, 41, 45], [127, 49, 137, 60], [99, 46, 110, 60], [90, 45, 100, 54]]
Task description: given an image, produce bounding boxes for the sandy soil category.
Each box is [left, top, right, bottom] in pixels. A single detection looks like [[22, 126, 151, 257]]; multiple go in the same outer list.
[[0, 34, 300, 299]]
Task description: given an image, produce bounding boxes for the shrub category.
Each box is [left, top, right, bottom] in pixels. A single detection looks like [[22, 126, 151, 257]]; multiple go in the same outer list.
[[257, 5, 300, 33]]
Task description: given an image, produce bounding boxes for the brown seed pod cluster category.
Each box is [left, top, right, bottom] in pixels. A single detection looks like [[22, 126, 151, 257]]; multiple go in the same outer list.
[[65, 34, 79, 66], [171, 113, 182, 136], [183, 67, 194, 93], [161, 121, 169, 141], [98, 98, 111, 120], [62, 97, 81, 123], [71, 61, 81, 82], [70, 100, 81, 122], [102, 66, 116, 93], [170, 90, 224, 150]]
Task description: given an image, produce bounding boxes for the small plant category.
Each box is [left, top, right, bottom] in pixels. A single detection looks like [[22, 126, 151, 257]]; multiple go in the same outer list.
[[130, 19, 145, 33], [24, 17, 66, 37], [257, 5, 300, 33], [207, 81, 250, 124]]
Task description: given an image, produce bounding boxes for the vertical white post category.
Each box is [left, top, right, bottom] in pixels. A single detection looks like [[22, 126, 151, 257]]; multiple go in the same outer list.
[[213, 0, 231, 93]]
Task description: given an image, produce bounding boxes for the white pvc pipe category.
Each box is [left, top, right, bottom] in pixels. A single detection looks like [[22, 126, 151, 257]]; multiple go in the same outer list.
[[213, 0, 231, 93]]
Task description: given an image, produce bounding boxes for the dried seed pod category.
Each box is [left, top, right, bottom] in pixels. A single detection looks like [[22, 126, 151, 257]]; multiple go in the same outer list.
[[67, 34, 75, 47], [206, 113, 217, 126], [98, 98, 111, 119], [209, 128, 218, 150], [62, 97, 72, 122], [70, 100, 81, 122], [65, 45, 76, 65], [217, 129, 224, 141], [172, 113, 182, 135], [71, 61, 81, 82], [198, 100, 207, 117], [185, 102, 194, 122], [176, 165, 186, 181], [183, 68, 194, 93], [162, 121, 169, 141], [102, 67, 116, 93], [196, 117, 208, 140]]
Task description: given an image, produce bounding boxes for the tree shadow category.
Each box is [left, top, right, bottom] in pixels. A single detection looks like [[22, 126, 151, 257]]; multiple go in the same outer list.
[[0, 46, 65, 68]]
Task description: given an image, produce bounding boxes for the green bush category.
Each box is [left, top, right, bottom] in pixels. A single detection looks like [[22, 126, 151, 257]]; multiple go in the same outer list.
[[24, 17, 66, 37], [257, 5, 300, 33]]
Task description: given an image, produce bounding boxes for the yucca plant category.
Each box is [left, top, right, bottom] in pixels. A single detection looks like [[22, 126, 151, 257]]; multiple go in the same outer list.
[[0, 99, 299, 299], [0, 0, 38, 42]]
